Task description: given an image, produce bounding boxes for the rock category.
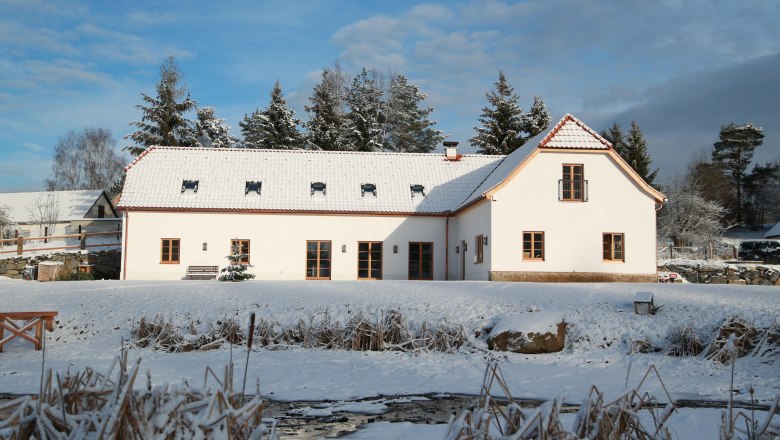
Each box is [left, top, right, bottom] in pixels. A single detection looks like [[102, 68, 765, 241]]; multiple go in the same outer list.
[[709, 276, 727, 284], [728, 280, 747, 285], [487, 312, 567, 354]]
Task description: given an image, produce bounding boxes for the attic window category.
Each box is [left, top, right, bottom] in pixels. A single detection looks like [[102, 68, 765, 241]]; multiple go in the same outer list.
[[410, 184, 425, 198], [311, 182, 326, 196], [361, 183, 377, 197], [245, 181, 262, 196], [181, 180, 199, 194]]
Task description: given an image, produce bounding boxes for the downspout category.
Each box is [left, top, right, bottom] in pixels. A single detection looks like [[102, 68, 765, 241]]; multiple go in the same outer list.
[[122, 211, 129, 280], [445, 211, 450, 281]]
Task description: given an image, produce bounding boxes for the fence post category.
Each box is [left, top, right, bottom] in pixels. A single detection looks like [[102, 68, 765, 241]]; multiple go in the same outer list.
[[116, 223, 121, 240], [670, 244, 673, 260], [17, 237, 23, 255], [80, 231, 86, 250]]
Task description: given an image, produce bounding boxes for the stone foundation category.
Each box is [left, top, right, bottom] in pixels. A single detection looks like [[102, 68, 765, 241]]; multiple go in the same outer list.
[[658, 262, 780, 286], [489, 271, 658, 283], [0, 250, 121, 280]]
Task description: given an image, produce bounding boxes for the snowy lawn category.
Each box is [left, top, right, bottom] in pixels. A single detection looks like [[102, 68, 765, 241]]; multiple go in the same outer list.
[[1, 279, 778, 408]]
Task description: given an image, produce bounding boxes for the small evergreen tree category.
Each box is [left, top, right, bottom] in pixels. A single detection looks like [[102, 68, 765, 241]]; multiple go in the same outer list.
[[219, 242, 256, 281], [344, 68, 384, 152], [470, 71, 524, 155], [125, 56, 197, 156], [624, 121, 658, 186], [305, 68, 347, 151], [240, 82, 302, 149], [188, 106, 237, 148], [521, 96, 551, 140], [384, 74, 445, 153], [601, 122, 627, 157]]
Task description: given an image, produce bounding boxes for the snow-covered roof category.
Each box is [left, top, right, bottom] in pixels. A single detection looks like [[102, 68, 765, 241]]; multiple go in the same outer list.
[[766, 222, 780, 239], [118, 148, 504, 214], [0, 190, 106, 223]]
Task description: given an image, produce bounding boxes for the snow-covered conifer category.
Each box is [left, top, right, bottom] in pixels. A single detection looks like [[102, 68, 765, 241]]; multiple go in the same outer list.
[[521, 96, 551, 140], [470, 71, 524, 155], [188, 106, 237, 148], [711, 122, 765, 223], [305, 68, 347, 151], [624, 121, 658, 186], [240, 82, 303, 149], [125, 56, 197, 156], [344, 69, 384, 152], [601, 122, 627, 158], [219, 242, 255, 281], [384, 74, 445, 153]]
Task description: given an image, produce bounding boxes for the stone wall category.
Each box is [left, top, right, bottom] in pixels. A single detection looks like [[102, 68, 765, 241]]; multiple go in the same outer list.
[[0, 250, 121, 280], [658, 261, 780, 285]]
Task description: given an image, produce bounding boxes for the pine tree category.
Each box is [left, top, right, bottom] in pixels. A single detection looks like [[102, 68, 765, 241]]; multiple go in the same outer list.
[[521, 96, 551, 140], [711, 122, 765, 223], [188, 106, 237, 148], [219, 242, 255, 281], [601, 122, 627, 157], [240, 82, 302, 149], [744, 161, 780, 228], [305, 68, 347, 151], [624, 121, 658, 186], [384, 74, 445, 153], [470, 71, 524, 155], [125, 56, 197, 156], [344, 68, 384, 152]]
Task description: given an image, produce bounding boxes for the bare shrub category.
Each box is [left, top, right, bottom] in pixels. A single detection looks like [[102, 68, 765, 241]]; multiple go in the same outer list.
[[706, 317, 760, 364], [133, 315, 184, 352], [666, 325, 705, 357]]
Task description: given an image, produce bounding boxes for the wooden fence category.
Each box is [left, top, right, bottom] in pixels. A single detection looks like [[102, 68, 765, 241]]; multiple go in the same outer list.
[[0, 230, 121, 256]]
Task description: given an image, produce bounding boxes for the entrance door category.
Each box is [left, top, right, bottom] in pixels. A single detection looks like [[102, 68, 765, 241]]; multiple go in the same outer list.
[[408, 242, 433, 280]]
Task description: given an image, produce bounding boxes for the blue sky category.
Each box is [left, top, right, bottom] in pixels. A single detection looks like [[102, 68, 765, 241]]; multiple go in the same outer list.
[[1, 0, 779, 192]]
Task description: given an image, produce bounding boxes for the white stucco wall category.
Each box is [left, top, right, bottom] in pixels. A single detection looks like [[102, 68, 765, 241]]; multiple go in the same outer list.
[[121, 211, 447, 280], [490, 150, 658, 275], [449, 201, 491, 280]]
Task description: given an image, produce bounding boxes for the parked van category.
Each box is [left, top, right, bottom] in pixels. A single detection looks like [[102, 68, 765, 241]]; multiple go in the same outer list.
[[738, 240, 780, 264]]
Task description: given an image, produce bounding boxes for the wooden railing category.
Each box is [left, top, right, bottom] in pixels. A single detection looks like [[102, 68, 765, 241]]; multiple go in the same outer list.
[[0, 230, 121, 256]]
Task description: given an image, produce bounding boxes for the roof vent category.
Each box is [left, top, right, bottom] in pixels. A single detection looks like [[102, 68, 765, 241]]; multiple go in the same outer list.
[[444, 141, 460, 161], [410, 184, 425, 198], [361, 183, 377, 197], [311, 182, 326, 196], [181, 180, 199, 194], [245, 181, 262, 196]]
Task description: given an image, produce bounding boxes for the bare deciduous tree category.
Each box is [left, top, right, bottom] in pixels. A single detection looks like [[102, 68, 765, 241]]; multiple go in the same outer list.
[[46, 128, 126, 197], [658, 177, 728, 248], [0, 205, 13, 240], [28, 193, 60, 238]]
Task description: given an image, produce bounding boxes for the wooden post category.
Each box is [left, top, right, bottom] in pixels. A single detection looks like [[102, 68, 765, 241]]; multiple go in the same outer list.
[[116, 223, 121, 240], [670, 244, 673, 260], [17, 237, 23, 255], [80, 231, 86, 250], [44, 226, 48, 244]]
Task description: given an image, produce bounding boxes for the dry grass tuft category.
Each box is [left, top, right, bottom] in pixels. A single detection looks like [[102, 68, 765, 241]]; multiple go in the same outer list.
[[0, 352, 276, 439], [666, 325, 705, 357], [707, 317, 761, 364]]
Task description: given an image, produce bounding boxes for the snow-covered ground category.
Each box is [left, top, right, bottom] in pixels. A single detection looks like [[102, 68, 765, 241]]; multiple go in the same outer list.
[[1, 279, 778, 436]]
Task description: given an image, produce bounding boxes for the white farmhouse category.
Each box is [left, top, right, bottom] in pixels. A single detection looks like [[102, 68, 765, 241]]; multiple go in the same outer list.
[[117, 114, 665, 282]]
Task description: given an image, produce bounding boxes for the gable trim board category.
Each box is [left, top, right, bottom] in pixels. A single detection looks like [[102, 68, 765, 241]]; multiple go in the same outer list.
[[118, 114, 664, 282]]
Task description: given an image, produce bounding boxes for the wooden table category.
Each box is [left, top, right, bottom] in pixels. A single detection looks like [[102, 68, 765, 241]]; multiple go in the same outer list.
[[0, 311, 58, 352]]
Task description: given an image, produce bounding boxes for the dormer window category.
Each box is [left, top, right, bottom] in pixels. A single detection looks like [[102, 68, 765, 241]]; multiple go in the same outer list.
[[361, 183, 377, 197], [245, 181, 262, 196], [311, 182, 326, 196], [181, 180, 199, 194], [410, 184, 425, 198]]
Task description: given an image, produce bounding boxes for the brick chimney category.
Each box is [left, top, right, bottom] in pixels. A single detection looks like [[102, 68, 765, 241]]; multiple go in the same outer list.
[[444, 141, 459, 161]]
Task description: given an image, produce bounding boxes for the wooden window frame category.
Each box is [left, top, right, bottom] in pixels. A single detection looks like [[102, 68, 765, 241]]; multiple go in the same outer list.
[[230, 239, 250, 264], [561, 164, 585, 202], [160, 238, 180, 264], [306, 240, 332, 280], [522, 231, 545, 261], [603, 233, 625, 262], [408, 242, 434, 280], [357, 241, 383, 280], [474, 234, 484, 264]]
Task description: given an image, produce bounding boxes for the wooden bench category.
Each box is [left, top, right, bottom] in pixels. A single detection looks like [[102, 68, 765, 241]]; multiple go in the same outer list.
[[185, 265, 219, 280], [0, 311, 58, 352]]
